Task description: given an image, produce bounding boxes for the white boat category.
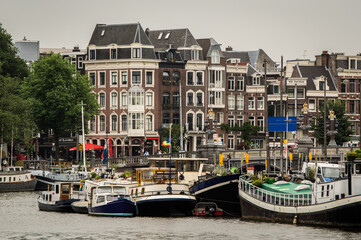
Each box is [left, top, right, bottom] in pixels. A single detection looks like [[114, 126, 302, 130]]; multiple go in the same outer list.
[[0, 166, 37, 192]]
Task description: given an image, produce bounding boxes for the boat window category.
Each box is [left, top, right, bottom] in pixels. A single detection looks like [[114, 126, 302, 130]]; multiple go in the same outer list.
[[49, 195, 52, 202], [97, 186, 112, 194], [321, 186, 324, 197], [72, 184, 81, 191], [322, 167, 340, 179], [9, 178, 11, 182], [62, 184, 70, 194], [0, 178, 2, 182], [46, 194, 48, 201], [106, 195, 119, 202], [56, 185, 59, 194], [355, 164, 361, 174], [113, 186, 126, 194], [135, 188, 138, 196], [43, 194, 45, 200], [141, 187, 145, 195], [97, 196, 105, 203], [13, 177, 16, 181], [131, 189, 133, 196]]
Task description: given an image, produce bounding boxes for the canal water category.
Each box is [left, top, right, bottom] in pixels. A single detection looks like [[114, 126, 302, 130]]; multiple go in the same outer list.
[[0, 192, 360, 240]]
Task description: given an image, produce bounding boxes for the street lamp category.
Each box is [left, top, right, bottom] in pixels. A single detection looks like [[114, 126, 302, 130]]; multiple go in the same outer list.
[[327, 111, 338, 147], [323, 77, 327, 161]]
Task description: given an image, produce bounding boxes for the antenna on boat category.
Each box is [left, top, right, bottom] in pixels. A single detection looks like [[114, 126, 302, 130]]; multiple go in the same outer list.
[[167, 124, 172, 194]]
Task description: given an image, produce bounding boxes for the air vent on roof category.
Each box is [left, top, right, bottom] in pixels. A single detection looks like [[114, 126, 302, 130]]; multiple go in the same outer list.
[[158, 32, 163, 39], [101, 30, 105, 36], [165, 32, 170, 39]]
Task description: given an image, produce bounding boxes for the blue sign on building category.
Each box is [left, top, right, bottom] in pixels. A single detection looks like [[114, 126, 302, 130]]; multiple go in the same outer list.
[[268, 117, 297, 132]]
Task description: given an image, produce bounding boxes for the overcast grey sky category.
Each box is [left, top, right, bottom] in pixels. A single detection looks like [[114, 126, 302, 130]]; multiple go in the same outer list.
[[1, 0, 360, 63]]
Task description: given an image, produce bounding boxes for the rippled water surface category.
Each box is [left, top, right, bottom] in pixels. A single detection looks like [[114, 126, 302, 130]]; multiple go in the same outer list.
[[0, 192, 360, 240]]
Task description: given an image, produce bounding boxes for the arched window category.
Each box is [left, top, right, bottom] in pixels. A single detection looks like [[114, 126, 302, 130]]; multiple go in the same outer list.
[[187, 113, 194, 131], [163, 92, 170, 105], [146, 115, 153, 131], [99, 93, 105, 107], [211, 50, 220, 64], [111, 92, 117, 107], [111, 115, 117, 131], [100, 116, 106, 131]]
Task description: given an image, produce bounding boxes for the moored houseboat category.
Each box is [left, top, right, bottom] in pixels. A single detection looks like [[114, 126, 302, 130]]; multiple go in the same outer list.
[[0, 166, 37, 192], [238, 159, 361, 227]]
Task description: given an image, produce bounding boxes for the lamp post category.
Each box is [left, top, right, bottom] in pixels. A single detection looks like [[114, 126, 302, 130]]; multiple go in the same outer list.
[[323, 77, 327, 161], [280, 56, 284, 173], [327, 111, 338, 147], [205, 109, 217, 145], [264, 60, 270, 173]]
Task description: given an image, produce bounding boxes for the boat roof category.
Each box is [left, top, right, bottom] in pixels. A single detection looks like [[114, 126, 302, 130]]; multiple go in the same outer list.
[[149, 157, 208, 161], [262, 182, 312, 195]]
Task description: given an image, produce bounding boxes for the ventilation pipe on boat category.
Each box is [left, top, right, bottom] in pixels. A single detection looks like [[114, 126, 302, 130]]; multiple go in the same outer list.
[[347, 162, 352, 196]]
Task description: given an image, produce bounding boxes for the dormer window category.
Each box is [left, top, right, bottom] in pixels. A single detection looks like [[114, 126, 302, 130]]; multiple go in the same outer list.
[[132, 48, 141, 59], [165, 32, 171, 39], [349, 58, 357, 69], [319, 81, 325, 91], [191, 49, 199, 60], [101, 30, 105, 36], [211, 50, 220, 64], [111, 49, 117, 59], [89, 50, 96, 60], [158, 32, 163, 39], [252, 76, 260, 85]]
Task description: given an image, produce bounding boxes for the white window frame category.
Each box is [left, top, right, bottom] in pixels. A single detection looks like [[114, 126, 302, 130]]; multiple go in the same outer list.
[[111, 91, 118, 108], [78, 57, 83, 69], [145, 70, 154, 86], [145, 91, 154, 108], [131, 70, 142, 86], [196, 71, 204, 85], [121, 114, 127, 132], [111, 71, 118, 86], [98, 71, 106, 87], [257, 97, 264, 110], [228, 115, 235, 127], [121, 91, 127, 107], [111, 114, 118, 132], [349, 58, 357, 70], [186, 90, 195, 106], [196, 90, 204, 107], [248, 97, 255, 110], [121, 71, 128, 86], [252, 76, 260, 85], [237, 76, 244, 91], [228, 76, 235, 91], [110, 48, 117, 59], [228, 135, 234, 150], [309, 98, 316, 111], [237, 95, 244, 110], [187, 71, 194, 86], [228, 95, 235, 110], [99, 92, 106, 108], [132, 47, 141, 59], [257, 117, 264, 132], [89, 49, 96, 60], [211, 50, 220, 64], [99, 115, 106, 132], [89, 72, 96, 86], [145, 114, 154, 131]]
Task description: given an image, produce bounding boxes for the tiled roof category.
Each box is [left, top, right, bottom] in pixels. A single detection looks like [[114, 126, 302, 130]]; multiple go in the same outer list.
[[222, 51, 250, 63], [297, 66, 337, 91], [89, 23, 152, 46], [148, 28, 200, 50]]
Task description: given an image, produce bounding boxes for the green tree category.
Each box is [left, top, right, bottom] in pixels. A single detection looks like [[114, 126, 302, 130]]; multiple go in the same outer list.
[[0, 23, 32, 159], [0, 23, 29, 79], [221, 122, 260, 149], [312, 100, 351, 146], [159, 124, 181, 153], [23, 54, 98, 161]]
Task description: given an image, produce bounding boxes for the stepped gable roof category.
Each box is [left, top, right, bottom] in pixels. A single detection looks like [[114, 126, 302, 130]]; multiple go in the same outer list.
[[223, 51, 250, 63], [148, 28, 200, 50], [89, 23, 152, 46], [296, 65, 337, 91]]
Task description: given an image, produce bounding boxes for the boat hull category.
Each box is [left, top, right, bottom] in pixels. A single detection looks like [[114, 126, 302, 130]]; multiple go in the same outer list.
[[38, 198, 80, 213], [0, 178, 37, 192], [190, 174, 240, 215], [89, 198, 136, 217], [71, 201, 88, 214], [136, 195, 196, 217], [239, 189, 361, 227]]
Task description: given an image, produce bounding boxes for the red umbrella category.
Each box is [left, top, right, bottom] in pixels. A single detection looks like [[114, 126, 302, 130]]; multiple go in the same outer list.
[[69, 142, 104, 151]]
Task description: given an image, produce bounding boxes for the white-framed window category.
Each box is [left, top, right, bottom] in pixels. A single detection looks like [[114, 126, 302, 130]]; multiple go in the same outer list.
[[78, 57, 83, 69], [129, 113, 144, 130], [121, 71, 128, 85], [237, 95, 244, 110], [252, 76, 260, 85], [341, 80, 347, 93], [111, 92, 118, 107], [257, 97, 264, 110], [228, 135, 234, 149], [146, 71, 153, 85], [209, 91, 224, 105], [132, 48, 141, 59], [121, 114, 127, 131], [249, 116, 255, 126], [89, 49, 96, 60], [257, 117, 264, 132], [187, 91, 194, 106], [349, 58, 357, 69], [196, 92, 203, 106], [273, 85, 279, 94], [187, 71, 194, 85], [237, 116, 243, 127], [121, 92, 127, 107], [99, 72, 105, 86], [187, 112, 194, 131], [288, 88, 295, 98], [99, 115, 106, 131], [111, 71, 118, 85], [89, 72, 96, 86], [145, 114, 153, 131], [111, 115, 117, 131], [209, 70, 224, 88], [196, 113, 203, 131], [211, 50, 220, 64], [297, 89, 305, 98], [146, 92, 153, 107], [237, 76, 244, 91], [99, 92, 105, 108], [191, 49, 199, 60], [228, 76, 235, 91], [228, 95, 235, 110], [129, 91, 144, 106], [131, 71, 141, 85], [90, 116, 95, 131], [248, 97, 255, 110], [309, 99, 316, 111], [228, 115, 235, 127], [110, 49, 117, 59], [217, 112, 224, 124], [196, 71, 203, 85]]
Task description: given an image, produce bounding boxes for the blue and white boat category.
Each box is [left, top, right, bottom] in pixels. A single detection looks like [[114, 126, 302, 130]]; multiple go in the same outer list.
[[88, 185, 136, 217]]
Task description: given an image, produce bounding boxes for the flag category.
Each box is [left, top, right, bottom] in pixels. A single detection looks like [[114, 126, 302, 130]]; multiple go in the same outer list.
[[161, 138, 171, 148], [101, 138, 113, 164]]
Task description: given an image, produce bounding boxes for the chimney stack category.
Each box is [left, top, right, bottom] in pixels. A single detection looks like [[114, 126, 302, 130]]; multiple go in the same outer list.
[[226, 46, 233, 51], [145, 28, 150, 37], [321, 50, 329, 67]]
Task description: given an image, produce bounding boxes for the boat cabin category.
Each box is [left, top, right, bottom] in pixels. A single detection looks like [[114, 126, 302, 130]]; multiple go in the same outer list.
[[41, 182, 72, 204], [89, 185, 131, 207], [147, 157, 209, 184], [302, 162, 345, 182], [0, 171, 34, 184]]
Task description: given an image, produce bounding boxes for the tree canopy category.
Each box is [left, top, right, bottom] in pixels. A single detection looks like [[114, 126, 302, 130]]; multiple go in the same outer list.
[[221, 122, 261, 149], [312, 100, 352, 146], [23, 53, 98, 160]]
